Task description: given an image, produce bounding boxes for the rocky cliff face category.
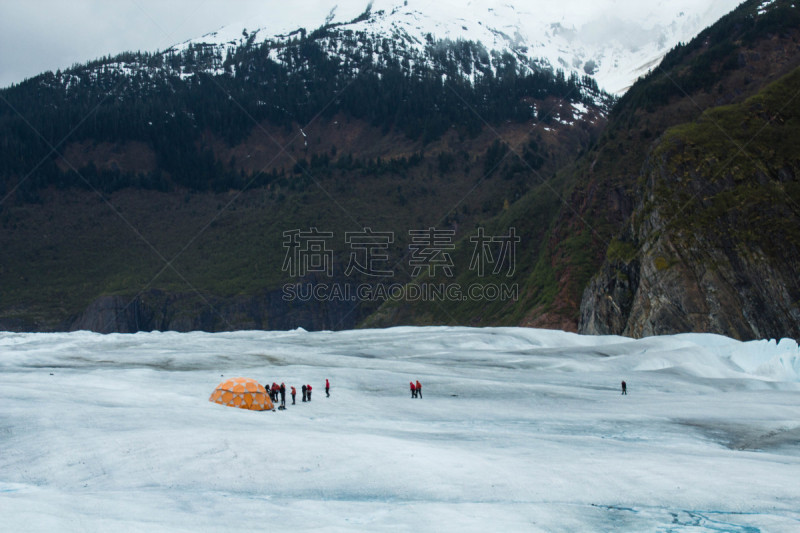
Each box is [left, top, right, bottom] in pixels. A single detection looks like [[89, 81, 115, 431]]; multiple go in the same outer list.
[[467, 0, 800, 333], [580, 67, 800, 340], [580, 217, 800, 340]]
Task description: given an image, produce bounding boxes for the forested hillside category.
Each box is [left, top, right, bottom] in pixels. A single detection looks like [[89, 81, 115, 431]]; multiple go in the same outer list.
[[0, 21, 605, 332]]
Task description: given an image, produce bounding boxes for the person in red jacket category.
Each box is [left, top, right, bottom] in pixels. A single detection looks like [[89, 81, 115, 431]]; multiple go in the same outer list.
[[325, 378, 330, 398], [307, 384, 312, 401], [410, 381, 416, 398], [271, 382, 280, 403], [416, 380, 422, 399], [291, 386, 297, 404]]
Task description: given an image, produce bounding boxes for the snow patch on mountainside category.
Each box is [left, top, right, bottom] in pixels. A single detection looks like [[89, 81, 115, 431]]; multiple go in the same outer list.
[[758, 0, 779, 14]]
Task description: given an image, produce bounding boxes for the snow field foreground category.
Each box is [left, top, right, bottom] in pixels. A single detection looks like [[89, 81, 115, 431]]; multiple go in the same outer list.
[[1, 327, 799, 532]]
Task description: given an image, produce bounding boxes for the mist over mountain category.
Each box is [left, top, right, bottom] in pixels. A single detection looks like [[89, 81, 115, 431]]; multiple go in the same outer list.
[[169, 0, 742, 95]]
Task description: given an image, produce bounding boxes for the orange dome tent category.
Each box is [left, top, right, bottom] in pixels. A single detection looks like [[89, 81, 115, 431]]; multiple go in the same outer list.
[[209, 377, 273, 411]]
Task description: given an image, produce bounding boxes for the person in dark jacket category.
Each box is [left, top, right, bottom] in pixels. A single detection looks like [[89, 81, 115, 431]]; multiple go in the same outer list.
[[325, 378, 330, 398], [307, 384, 312, 401], [302, 384, 307, 402], [410, 381, 416, 398], [291, 386, 297, 405], [280, 383, 286, 407], [416, 380, 422, 399], [621, 380, 627, 395]]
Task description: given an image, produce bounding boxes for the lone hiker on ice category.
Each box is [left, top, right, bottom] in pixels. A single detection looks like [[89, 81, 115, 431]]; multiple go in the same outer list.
[[325, 378, 330, 397], [621, 380, 627, 395], [291, 386, 297, 405], [410, 381, 416, 398], [302, 384, 307, 402], [416, 380, 422, 399]]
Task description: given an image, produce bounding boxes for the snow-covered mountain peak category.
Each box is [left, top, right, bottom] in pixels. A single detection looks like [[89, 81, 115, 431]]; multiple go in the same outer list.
[[172, 0, 743, 95]]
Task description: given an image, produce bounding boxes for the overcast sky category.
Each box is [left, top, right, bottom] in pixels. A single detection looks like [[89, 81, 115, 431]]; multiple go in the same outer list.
[[0, 0, 340, 88]]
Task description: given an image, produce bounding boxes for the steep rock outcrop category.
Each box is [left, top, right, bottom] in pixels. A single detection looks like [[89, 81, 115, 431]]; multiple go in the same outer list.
[[580, 68, 800, 340], [581, 225, 800, 340]]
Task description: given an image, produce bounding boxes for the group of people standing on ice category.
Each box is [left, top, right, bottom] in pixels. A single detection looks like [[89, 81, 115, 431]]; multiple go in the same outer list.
[[265, 379, 330, 409], [264, 377, 623, 404]]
